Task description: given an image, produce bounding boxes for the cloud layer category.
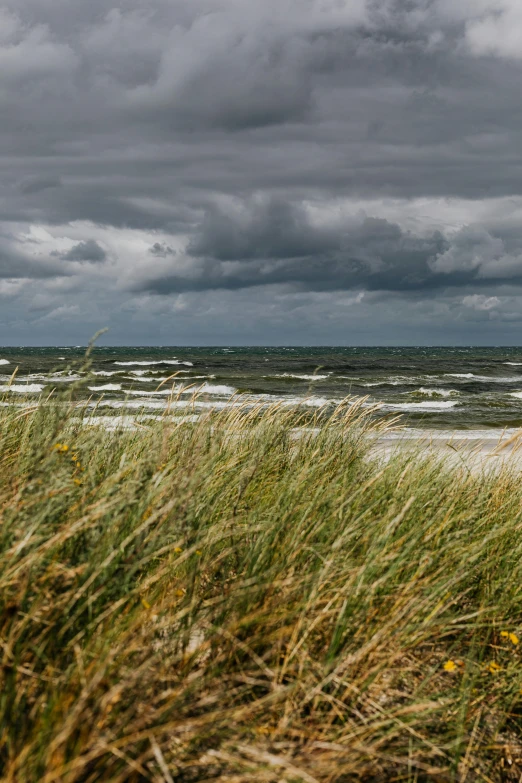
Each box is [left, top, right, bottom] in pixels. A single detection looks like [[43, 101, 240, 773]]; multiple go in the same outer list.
[[3, 0, 522, 343]]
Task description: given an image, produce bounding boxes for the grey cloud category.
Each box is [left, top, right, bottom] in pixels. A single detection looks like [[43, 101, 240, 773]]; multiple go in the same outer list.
[[58, 239, 107, 263], [4, 0, 522, 342], [20, 176, 62, 195], [431, 225, 522, 280], [0, 235, 68, 279], [149, 242, 176, 257], [188, 199, 340, 261], [138, 197, 522, 296], [137, 199, 452, 294]]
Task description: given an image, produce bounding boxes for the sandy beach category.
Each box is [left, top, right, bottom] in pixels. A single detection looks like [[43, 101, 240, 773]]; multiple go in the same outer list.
[[372, 429, 522, 474]]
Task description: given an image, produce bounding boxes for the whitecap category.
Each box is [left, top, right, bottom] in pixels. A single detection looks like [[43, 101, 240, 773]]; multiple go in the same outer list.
[[88, 383, 122, 392], [129, 369, 191, 376], [126, 389, 173, 396], [95, 399, 239, 411], [94, 371, 121, 377], [445, 374, 522, 383], [26, 373, 81, 383], [505, 362, 522, 366], [184, 383, 236, 395], [282, 397, 340, 408], [82, 414, 200, 430], [0, 384, 44, 393], [383, 401, 459, 411], [359, 376, 425, 386], [272, 374, 329, 381], [0, 359, 10, 366], [114, 360, 193, 367], [411, 388, 458, 398]]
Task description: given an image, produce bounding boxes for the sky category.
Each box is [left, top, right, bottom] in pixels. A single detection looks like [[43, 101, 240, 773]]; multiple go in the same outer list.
[[3, 0, 522, 345]]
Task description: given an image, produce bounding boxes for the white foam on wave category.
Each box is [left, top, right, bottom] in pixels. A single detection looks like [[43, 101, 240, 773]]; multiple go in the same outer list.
[[92, 392, 340, 412], [82, 414, 200, 430], [0, 384, 44, 394], [188, 383, 236, 395], [114, 359, 193, 367], [0, 359, 10, 366], [360, 376, 423, 386], [88, 383, 122, 392], [129, 369, 191, 376], [26, 373, 81, 383], [445, 374, 522, 383], [126, 389, 172, 396], [272, 373, 329, 381], [94, 370, 121, 377], [411, 388, 458, 398], [505, 362, 522, 366], [384, 401, 459, 411], [95, 399, 238, 411], [282, 397, 340, 408], [510, 392, 522, 399]]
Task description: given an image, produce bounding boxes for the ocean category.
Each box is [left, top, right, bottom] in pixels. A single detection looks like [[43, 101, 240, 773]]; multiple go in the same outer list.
[[2, 346, 522, 434]]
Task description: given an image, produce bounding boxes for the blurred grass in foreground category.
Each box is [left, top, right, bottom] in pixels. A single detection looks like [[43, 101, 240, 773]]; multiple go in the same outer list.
[[2, 393, 522, 782]]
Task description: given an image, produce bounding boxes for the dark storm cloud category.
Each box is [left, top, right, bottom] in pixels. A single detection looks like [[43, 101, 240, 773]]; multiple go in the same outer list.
[[188, 199, 341, 261], [4, 0, 522, 341], [0, 235, 67, 279], [56, 240, 107, 263], [3, 0, 522, 223], [149, 242, 176, 257], [137, 199, 454, 294], [136, 196, 522, 295]]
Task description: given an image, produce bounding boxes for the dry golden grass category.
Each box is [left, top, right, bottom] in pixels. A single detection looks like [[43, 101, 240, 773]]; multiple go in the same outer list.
[[2, 380, 522, 781]]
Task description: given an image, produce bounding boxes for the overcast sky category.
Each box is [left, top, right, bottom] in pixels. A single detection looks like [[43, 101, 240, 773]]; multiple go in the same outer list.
[[3, 0, 522, 345]]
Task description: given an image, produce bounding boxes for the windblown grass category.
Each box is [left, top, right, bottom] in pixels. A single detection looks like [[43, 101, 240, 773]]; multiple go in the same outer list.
[[2, 393, 522, 781]]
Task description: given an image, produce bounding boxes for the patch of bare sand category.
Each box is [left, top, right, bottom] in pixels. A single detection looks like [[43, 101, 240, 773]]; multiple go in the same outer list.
[[371, 430, 522, 475]]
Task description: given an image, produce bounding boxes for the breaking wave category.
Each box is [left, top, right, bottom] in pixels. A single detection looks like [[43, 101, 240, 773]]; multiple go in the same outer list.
[[0, 384, 44, 394], [114, 360, 193, 367]]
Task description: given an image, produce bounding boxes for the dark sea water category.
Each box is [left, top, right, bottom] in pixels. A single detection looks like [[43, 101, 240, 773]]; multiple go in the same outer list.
[[2, 346, 522, 434]]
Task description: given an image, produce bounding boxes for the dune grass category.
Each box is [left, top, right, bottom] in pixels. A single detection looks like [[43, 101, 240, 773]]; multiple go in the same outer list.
[[2, 392, 522, 781]]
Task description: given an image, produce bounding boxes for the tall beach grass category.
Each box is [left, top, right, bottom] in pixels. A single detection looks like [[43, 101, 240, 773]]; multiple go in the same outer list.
[[2, 386, 522, 781]]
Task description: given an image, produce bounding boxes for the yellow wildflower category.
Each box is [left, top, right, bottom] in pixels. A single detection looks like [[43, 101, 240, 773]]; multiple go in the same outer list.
[[73, 479, 82, 486], [443, 660, 457, 672], [196, 550, 202, 556], [141, 598, 151, 610], [500, 631, 519, 646], [174, 547, 183, 554], [488, 661, 502, 673]]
